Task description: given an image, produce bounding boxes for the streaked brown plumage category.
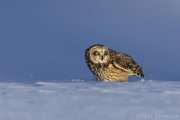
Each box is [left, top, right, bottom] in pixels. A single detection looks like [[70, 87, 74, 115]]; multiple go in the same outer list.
[[85, 44, 144, 82]]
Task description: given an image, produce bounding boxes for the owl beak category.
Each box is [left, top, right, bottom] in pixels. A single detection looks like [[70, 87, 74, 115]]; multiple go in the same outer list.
[[101, 56, 104, 61]]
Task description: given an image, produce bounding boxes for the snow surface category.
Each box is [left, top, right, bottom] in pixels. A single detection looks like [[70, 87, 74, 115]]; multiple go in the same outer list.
[[0, 80, 180, 120]]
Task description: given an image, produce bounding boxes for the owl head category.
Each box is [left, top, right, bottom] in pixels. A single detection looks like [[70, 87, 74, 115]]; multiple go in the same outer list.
[[86, 44, 110, 64]]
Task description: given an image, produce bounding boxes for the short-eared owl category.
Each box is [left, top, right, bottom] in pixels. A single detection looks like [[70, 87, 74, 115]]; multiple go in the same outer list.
[[85, 44, 144, 82]]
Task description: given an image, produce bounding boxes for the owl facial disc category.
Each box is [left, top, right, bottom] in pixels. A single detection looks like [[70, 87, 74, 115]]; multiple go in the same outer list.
[[89, 46, 110, 64]]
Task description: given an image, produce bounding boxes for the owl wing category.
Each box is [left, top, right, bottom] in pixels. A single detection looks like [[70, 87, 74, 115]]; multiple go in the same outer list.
[[112, 53, 144, 77]]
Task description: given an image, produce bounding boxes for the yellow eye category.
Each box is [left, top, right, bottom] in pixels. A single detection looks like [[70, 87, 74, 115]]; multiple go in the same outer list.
[[93, 51, 99, 56], [104, 51, 108, 55]]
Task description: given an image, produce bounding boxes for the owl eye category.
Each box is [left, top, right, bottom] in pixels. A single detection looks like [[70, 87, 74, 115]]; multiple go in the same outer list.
[[104, 51, 108, 56], [93, 51, 99, 56]]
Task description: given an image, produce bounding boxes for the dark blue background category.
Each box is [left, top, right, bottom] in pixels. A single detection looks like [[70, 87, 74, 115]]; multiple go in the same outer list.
[[0, 0, 180, 81]]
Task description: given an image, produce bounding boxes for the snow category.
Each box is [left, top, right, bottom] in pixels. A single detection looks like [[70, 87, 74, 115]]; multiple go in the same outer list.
[[0, 80, 180, 120]]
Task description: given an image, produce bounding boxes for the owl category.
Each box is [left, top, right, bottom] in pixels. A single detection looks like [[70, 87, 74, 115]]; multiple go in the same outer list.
[[85, 44, 144, 82]]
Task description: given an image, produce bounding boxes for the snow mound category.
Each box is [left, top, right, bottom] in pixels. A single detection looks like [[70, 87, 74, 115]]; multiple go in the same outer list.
[[0, 80, 180, 120]]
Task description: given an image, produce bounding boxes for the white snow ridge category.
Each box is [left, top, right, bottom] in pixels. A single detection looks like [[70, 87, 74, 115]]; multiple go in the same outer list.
[[0, 80, 180, 120]]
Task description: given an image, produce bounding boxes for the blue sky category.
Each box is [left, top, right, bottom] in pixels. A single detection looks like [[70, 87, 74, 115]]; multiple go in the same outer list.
[[0, 0, 180, 81]]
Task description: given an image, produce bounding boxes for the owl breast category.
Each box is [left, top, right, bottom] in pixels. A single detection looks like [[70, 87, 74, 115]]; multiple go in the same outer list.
[[88, 62, 129, 82]]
